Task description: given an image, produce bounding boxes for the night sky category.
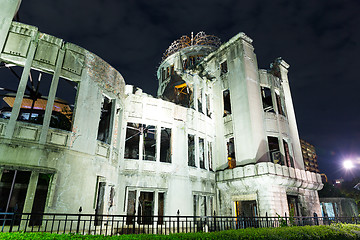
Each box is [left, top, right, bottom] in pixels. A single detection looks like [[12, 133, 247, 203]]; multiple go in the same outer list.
[[13, 0, 360, 181]]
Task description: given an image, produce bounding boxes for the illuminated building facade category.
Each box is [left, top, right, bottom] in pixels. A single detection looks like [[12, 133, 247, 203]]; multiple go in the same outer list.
[[300, 139, 320, 173], [0, 0, 323, 224]]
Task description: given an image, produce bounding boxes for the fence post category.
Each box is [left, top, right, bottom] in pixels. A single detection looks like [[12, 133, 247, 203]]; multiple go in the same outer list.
[[265, 212, 268, 228], [213, 211, 217, 232], [177, 209, 180, 233], [76, 207, 82, 234], [313, 212, 318, 225], [9, 213, 15, 232]]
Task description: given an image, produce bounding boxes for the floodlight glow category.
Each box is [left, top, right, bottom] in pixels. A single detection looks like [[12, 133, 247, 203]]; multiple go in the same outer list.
[[343, 160, 354, 170]]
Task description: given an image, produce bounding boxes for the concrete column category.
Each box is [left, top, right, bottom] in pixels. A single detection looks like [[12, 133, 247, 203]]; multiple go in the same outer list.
[[5, 36, 37, 139], [276, 59, 304, 169], [39, 49, 65, 144], [154, 190, 159, 219], [22, 171, 39, 213], [0, 0, 21, 50], [156, 125, 161, 162]]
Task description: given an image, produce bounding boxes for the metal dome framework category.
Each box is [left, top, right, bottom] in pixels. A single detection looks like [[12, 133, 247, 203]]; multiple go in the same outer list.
[[162, 32, 221, 62]]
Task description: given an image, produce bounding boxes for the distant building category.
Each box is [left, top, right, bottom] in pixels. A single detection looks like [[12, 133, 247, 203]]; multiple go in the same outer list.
[[0, 0, 323, 228], [300, 139, 320, 173]]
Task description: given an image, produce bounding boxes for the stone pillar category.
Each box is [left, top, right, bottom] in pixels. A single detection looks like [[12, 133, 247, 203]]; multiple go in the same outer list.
[[5, 35, 38, 139], [22, 171, 39, 214], [276, 59, 304, 169], [0, 0, 21, 50], [39, 49, 65, 144]]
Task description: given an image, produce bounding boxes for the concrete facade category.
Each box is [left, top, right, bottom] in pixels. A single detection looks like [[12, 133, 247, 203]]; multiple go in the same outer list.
[[0, 0, 323, 222]]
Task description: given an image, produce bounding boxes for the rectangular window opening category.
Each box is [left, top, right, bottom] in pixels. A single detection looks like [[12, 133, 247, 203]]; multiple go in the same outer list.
[[188, 134, 196, 167], [206, 94, 211, 117], [124, 122, 140, 159], [221, 61, 228, 75], [223, 89, 231, 117], [275, 91, 286, 116], [227, 137, 236, 169], [199, 138, 205, 169], [283, 140, 294, 168], [126, 190, 137, 224], [197, 89, 203, 113], [268, 136, 284, 165], [160, 127, 172, 163], [30, 173, 52, 226], [193, 195, 198, 216], [138, 192, 154, 224], [261, 87, 274, 113], [97, 95, 114, 144], [0, 169, 31, 225], [158, 192, 164, 224], [53, 77, 78, 131], [143, 125, 156, 161], [208, 141, 213, 171]]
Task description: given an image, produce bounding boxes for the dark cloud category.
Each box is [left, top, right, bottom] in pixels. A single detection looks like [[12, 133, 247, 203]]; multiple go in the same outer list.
[[14, 0, 360, 180]]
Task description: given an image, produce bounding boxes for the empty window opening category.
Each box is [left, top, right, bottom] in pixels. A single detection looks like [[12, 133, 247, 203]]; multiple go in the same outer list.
[[124, 122, 141, 159], [268, 136, 284, 165], [188, 134, 196, 167], [208, 141, 213, 171], [193, 195, 198, 216], [201, 196, 207, 216], [197, 89, 203, 113], [283, 140, 294, 168], [53, 77, 78, 131], [206, 94, 211, 117], [30, 173, 52, 226], [160, 127, 172, 163], [158, 192, 164, 224], [97, 95, 114, 144], [209, 196, 214, 216], [126, 190, 137, 224], [0, 64, 22, 117], [287, 195, 300, 216], [143, 125, 156, 161], [227, 137, 236, 169], [170, 65, 174, 75], [199, 138, 205, 169], [0, 67, 74, 130], [95, 181, 106, 226], [223, 89, 231, 116], [138, 192, 154, 224], [275, 91, 286, 116], [0, 170, 31, 225], [235, 200, 257, 217], [221, 61, 228, 75], [126, 190, 164, 225], [261, 87, 274, 113], [109, 186, 115, 208]]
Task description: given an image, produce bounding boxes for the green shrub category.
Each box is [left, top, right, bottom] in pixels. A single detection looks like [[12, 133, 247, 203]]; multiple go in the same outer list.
[[0, 224, 359, 240]]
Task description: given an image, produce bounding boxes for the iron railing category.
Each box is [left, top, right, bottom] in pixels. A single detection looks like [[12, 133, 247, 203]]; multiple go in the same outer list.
[[1, 212, 359, 235]]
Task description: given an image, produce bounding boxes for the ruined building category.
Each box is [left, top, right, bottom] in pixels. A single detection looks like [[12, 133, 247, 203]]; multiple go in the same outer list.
[[0, 0, 323, 222]]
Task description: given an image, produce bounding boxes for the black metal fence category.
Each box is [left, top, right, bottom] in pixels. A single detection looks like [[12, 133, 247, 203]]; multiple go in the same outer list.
[[1, 212, 359, 235]]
